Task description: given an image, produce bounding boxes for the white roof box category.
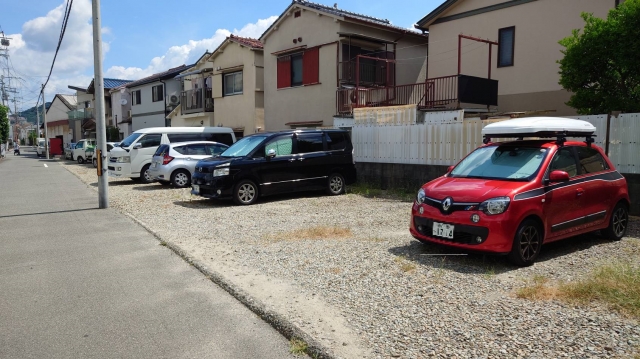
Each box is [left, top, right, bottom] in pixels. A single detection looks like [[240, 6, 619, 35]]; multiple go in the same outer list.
[[482, 117, 596, 138]]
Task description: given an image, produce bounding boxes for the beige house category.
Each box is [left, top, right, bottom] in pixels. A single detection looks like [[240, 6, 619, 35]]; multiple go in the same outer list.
[[416, 0, 621, 116], [260, 0, 429, 130], [45, 94, 77, 146], [167, 52, 214, 127]]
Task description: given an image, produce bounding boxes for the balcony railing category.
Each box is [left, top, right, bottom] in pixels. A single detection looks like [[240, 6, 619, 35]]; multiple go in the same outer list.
[[67, 108, 94, 120], [181, 88, 214, 115], [336, 74, 498, 115]]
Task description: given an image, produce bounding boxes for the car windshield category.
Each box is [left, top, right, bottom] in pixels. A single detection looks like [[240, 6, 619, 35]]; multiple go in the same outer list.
[[450, 145, 549, 181], [38, 141, 45, 147], [120, 133, 142, 148], [220, 135, 268, 157]]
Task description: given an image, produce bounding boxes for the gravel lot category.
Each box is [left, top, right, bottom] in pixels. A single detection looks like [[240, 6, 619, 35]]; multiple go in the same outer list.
[[63, 161, 640, 359]]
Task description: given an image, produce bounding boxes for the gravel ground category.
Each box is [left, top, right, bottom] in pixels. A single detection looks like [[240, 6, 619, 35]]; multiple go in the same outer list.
[[63, 161, 640, 359]]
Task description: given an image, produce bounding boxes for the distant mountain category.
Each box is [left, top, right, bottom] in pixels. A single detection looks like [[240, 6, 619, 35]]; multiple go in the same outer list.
[[17, 102, 51, 124]]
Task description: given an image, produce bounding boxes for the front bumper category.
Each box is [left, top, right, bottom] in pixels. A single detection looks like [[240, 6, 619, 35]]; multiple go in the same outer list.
[[191, 172, 234, 198], [107, 162, 132, 178], [409, 202, 515, 253]]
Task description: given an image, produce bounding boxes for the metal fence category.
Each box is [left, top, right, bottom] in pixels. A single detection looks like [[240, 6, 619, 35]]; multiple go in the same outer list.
[[350, 111, 640, 174]]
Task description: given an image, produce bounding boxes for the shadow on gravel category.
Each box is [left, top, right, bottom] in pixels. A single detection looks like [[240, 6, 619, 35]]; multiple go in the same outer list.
[[132, 184, 172, 192], [389, 232, 617, 274], [89, 180, 137, 187]]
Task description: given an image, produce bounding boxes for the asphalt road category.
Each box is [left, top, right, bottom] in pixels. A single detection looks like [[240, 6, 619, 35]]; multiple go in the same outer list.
[[0, 150, 298, 359]]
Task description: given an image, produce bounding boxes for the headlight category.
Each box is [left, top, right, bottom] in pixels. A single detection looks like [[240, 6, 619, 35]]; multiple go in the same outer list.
[[416, 188, 426, 204], [116, 156, 130, 163], [479, 197, 510, 215], [213, 167, 230, 177]]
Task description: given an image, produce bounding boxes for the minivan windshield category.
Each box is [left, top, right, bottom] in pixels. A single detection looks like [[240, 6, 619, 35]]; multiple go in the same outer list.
[[450, 145, 549, 181], [220, 135, 268, 157], [120, 133, 142, 148]]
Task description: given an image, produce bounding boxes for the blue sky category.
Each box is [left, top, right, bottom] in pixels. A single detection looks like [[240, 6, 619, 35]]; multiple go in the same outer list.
[[1, 0, 440, 112]]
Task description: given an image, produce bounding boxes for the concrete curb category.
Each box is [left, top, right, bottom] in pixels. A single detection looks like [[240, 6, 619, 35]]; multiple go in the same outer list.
[[124, 213, 337, 359]]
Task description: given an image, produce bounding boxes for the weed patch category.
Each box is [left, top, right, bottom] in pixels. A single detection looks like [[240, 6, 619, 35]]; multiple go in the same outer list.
[[348, 182, 415, 202], [289, 338, 308, 356], [394, 256, 416, 273]]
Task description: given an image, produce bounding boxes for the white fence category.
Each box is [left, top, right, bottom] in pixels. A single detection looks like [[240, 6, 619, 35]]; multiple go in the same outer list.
[[348, 109, 640, 174]]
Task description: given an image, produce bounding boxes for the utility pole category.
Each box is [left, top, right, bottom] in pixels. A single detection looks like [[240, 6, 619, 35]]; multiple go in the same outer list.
[[92, 0, 108, 208], [42, 85, 49, 159]]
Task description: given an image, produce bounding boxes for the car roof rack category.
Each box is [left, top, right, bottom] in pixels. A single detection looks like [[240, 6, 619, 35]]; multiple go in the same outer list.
[[481, 117, 596, 147]]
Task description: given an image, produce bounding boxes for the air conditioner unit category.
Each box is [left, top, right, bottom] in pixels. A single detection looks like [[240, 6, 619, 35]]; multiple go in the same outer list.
[[167, 94, 179, 105]]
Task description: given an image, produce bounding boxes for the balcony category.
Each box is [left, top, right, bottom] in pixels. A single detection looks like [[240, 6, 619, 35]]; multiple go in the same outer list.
[[339, 60, 395, 87], [67, 108, 94, 120], [336, 74, 498, 115], [181, 88, 214, 115]]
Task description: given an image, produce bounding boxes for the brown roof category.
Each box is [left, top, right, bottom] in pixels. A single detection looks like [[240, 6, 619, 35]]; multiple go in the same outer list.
[[229, 35, 263, 49]]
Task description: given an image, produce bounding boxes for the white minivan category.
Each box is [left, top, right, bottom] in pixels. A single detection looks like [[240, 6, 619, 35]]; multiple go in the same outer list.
[[108, 127, 236, 182]]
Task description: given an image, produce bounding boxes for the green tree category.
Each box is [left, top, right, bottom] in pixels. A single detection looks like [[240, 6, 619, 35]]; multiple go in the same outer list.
[[0, 105, 9, 145], [558, 0, 640, 115], [28, 131, 37, 146]]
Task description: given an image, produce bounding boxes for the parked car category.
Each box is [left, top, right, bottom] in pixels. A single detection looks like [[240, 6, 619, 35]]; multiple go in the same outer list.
[[410, 117, 630, 266], [72, 139, 96, 164], [149, 141, 229, 188], [64, 143, 76, 160], [108, 127, 236, 183], [91, 142, 119, 167], [191, 129, 357, 205], [36, 139, 46, 157]]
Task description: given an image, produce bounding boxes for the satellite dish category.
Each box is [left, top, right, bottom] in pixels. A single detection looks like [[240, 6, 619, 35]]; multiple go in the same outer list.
[[120, 98, 128, 105]]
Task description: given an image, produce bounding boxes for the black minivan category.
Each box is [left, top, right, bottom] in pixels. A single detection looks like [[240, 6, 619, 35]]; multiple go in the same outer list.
[[191, 129, 356, 205]]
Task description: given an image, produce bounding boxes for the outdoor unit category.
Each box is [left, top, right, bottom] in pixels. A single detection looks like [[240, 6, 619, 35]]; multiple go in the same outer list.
[[167, 94, 179, 105]]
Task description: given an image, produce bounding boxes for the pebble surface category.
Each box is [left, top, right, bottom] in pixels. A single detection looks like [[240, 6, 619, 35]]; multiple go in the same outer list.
[[63, 162, 640, 359]]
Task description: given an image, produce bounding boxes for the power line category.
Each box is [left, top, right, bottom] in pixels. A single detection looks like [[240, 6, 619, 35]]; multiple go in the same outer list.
[[39, 0, 74, 106]]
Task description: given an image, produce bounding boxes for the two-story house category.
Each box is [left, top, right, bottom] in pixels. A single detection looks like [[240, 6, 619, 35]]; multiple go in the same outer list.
[[260, 0, 430, 130], [125, 65, 189, 131], [45, 94, 76, 147], [168, 52, 214, 127], [67, 78, 132, 141], [415, 0, 621, 116], [109, 85, 131, 140]]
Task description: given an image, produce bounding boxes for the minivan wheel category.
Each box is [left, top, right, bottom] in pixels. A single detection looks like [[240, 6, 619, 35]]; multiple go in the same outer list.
[[234, 180, 258, 205], [171, 170, 191, 188], [77, 156, 84, 164], [92, 158, 97, 168], [603, 202, 628, 241], [326, 173, 345, 195], [140, 164, 152, 183], [507, 219, 543, 267]]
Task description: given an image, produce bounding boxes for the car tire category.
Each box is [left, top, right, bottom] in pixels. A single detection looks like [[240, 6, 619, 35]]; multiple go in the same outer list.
[[77, 156, 84, 164], [326, 173, 345, 195], [139, 164, 152, 184], [507, 219, 543, 267], [93, 158, 97, 168], [233, 179, 259, 205], [603, 202, 628, 241], [171, 170, 191, 188]]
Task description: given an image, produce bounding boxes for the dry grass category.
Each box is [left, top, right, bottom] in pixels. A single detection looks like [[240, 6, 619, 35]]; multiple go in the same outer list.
[[266, 226, 352, 242], [517, 263, 640, 318], [289, 338, 308, 356], [394, 256, 417, 273]]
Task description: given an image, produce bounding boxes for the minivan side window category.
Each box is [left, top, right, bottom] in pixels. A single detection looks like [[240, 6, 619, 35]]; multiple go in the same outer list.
[[139, 134, 162, 148], [296, 133, 324, 153], [327, 132, 347, 151], [205, 133, 234, 146], [549, 147, 578, 177], [576, 147, 608, 174], [265, 135, 293, 156], [167, 133, 203, 143]]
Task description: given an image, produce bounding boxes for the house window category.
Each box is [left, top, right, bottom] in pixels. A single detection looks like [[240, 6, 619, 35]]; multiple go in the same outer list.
[[294, 10, 301, 18], [276, 47, 319, 89], [224, 71, 243, 96], [152, 85, 163, 102], [498, 26, 515, 67], [132, 90, 141, 105]]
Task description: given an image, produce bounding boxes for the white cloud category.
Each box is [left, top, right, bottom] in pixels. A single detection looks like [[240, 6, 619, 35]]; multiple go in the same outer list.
[[105, 16, 278, 80]]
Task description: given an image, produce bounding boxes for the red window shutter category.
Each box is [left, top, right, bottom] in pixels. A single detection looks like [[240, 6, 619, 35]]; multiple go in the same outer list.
[[302, 47, 319, 85], [277, 56, 291, 89]]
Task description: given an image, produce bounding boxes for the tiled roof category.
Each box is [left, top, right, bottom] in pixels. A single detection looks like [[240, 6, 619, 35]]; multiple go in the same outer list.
[[125, 65, 192, 88], [87, 78, 134, 94], [229, 35, 263, 49]]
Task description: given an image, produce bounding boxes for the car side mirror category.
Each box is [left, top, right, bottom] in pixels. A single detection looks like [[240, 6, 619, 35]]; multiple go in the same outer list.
[[133, 143, 142, 150], [549, 170, 570, 183], [266, 148, 276, 159]]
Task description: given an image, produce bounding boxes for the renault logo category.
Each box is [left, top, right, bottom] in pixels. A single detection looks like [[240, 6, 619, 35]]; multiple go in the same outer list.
[[198, 167, 202, 173], [442, 197, 453, 211]]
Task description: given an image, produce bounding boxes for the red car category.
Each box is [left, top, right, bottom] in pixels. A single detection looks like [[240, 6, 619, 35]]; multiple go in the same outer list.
[[410, 117, 630, 266]]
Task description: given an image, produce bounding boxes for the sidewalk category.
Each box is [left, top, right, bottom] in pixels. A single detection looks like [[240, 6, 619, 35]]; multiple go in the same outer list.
[[0, 153, 296, 359]]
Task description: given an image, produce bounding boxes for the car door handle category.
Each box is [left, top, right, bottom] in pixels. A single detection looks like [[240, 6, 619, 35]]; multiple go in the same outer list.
[[186, 157, 192, 160], [288, 158, 296, 162], [576, 188, 585, 197], [298, 158, 305, 161]]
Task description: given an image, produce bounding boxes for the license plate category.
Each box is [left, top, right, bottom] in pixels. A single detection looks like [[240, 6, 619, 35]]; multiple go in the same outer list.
[[192, 185, 200, 194], [432, 222, 454, 239]]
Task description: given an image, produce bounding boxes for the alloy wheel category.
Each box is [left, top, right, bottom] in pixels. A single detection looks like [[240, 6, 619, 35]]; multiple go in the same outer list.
[[519, 226, 540, 261], [612, 207, 628, 237], [329, 176, 343, 194], [238, 183, 256, 203], [174, 172, 189, 187], [143, 169, 152, 182]]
